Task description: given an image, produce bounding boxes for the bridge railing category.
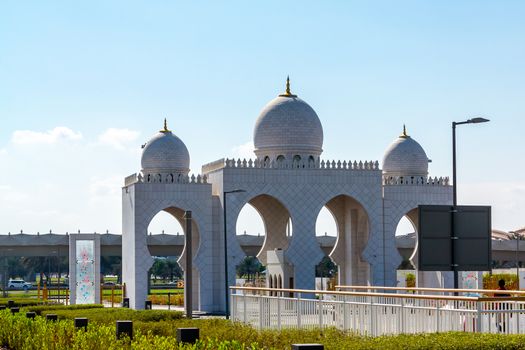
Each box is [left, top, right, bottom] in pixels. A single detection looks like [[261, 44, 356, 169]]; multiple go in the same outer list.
[[336, 285, 525, 296], [230, 286, 525, 336]]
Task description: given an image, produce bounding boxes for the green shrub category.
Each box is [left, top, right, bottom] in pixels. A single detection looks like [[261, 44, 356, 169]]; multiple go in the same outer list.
[[484, 273, 519, 290], [148, 293, 184, 306], [0, 298, 57, 307], [406, 273, 416, 288], [39, 307, 183, 323], [5, 308, 525, 349], [26, 304, 104, 315]]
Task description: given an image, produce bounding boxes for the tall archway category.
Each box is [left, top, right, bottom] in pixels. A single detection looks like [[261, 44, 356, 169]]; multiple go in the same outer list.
[[147, 211, 184, 288], [235, 194, 293, 291], [315, 206, 338, 290], [235, 194, 292, 265], [320, 195, 371, 286], [235, 203, 265, 287], [395, 214, 417, 270], [146, 207, 200, 310], [394, 211, 417, 288]]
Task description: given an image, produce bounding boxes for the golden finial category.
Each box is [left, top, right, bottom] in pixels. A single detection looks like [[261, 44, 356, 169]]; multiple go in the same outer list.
[[160, 118, 171, 133], [400, 124, 409, 138], [279, 75, 297, 97]]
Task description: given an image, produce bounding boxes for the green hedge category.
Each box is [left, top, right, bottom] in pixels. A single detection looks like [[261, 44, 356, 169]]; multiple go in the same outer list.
[[484, 273, 519, 290], [0, 298, 57, 307], [3, 308, 525, 349], [26, 304, 104, 315], [0, 310, 262, 350], [39, 307, 183, 323]]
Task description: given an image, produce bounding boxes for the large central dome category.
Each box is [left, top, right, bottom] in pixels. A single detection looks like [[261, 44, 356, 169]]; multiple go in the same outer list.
[[253, 78, 323, 162]]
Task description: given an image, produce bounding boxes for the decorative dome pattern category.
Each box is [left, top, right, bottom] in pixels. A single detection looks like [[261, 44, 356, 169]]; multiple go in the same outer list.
[[253, 78, 323, 160], [382, 127, 429, 177], [141, 120, 190, 175]]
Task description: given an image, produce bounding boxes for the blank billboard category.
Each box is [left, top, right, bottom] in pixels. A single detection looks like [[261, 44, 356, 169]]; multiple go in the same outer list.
[[418, 205, 491, 271]]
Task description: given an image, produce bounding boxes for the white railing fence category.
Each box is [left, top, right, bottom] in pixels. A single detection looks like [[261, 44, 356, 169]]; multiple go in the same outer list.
[[230, 286, 525, 336]]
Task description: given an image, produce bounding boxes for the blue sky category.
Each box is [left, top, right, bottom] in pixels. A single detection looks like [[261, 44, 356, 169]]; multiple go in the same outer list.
[[0, 1, 523, 235]]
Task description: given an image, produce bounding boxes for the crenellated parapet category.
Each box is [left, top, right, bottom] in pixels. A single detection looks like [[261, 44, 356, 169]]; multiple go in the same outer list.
[[202, 157, 380, 173], [383, 175, 450, 186], [124, 172, 208, 186]]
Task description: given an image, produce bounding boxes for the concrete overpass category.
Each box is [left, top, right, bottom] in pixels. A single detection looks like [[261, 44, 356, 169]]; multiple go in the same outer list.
[[1, 231, 523, 264], [0, 233, 337, 258]]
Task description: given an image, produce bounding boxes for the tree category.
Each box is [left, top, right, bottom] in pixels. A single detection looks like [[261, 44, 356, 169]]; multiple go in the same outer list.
[[21, 257, 49, 285], [165, 259, 182, 281], [151, 259, 168, 281], [236, 256, 264, 282], [101, 256, 121, 282], [151, 258, 182, 282], [315, 256, 337, 278]]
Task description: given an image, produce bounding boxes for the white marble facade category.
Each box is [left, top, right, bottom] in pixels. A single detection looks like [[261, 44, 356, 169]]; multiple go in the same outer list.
[[122, 79, 452, 312]]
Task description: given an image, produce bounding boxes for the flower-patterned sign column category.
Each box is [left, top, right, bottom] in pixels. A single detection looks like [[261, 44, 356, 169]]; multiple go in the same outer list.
[[69, 233, 101, 305], [76, 240, 95, 304]]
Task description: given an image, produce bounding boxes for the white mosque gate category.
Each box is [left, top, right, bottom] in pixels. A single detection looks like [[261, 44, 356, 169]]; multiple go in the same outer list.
[[122, 79, 453, 313]]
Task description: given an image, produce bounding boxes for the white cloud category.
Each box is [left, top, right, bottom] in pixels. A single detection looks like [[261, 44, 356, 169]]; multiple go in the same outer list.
[[231, 141, 254, 160], [11, 127, 82, 145], [0, 148, 7, 155], [89, 176, 123, 198], [0, 185, 30, 203], [98, 128, 140, 150]]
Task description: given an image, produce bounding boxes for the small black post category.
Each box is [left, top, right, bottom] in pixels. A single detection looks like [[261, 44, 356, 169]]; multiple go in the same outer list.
[[145, 300, 152, 310], [75, 317, 88, 331], [116, 320, 133, 340], [177, 328, 199, 344], [184, 210, 193, 319], [122, 297, 129, 308], [0, 305, 6, 310], [26, 312, 36, 319], [10, 307, 19, 314], [46, 314, 57, 321], [291, 345, 324, 350], [7, 300, 15, 308], [168, 292, 171, 311]]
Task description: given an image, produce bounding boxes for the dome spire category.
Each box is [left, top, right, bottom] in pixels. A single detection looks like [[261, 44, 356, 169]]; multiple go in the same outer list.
[[160, 118, 171, 133], [400, 124, 409, 138], [279, 76, 297, 98]]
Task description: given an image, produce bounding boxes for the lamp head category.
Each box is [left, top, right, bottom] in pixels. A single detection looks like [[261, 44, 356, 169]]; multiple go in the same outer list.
[[468, 117, 490, 124]]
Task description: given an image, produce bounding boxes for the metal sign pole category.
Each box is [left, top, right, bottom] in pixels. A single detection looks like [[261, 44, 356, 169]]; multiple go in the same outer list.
[[184, 210, 192, 319], [452, 122, 459, 292]]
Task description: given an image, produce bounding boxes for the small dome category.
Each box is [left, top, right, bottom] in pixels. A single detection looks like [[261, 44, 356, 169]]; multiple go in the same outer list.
[[141, 120, 190, 175], [382, 126, 429, 177], [253, 78, 323, 161]]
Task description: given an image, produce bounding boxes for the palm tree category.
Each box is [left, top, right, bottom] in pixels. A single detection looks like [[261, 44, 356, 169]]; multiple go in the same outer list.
[[236, 256, 263, 282], [21, 257, 48, 286], [165, 259, 182, 282]]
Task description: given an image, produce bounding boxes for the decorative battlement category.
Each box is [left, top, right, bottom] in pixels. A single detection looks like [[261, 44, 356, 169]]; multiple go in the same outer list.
[[124, 172, 208, 186], [124, 174, 138, 186], [202, 157, 380, 173], [383, 175, 450, 186], [202, 158, 227, 174]]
